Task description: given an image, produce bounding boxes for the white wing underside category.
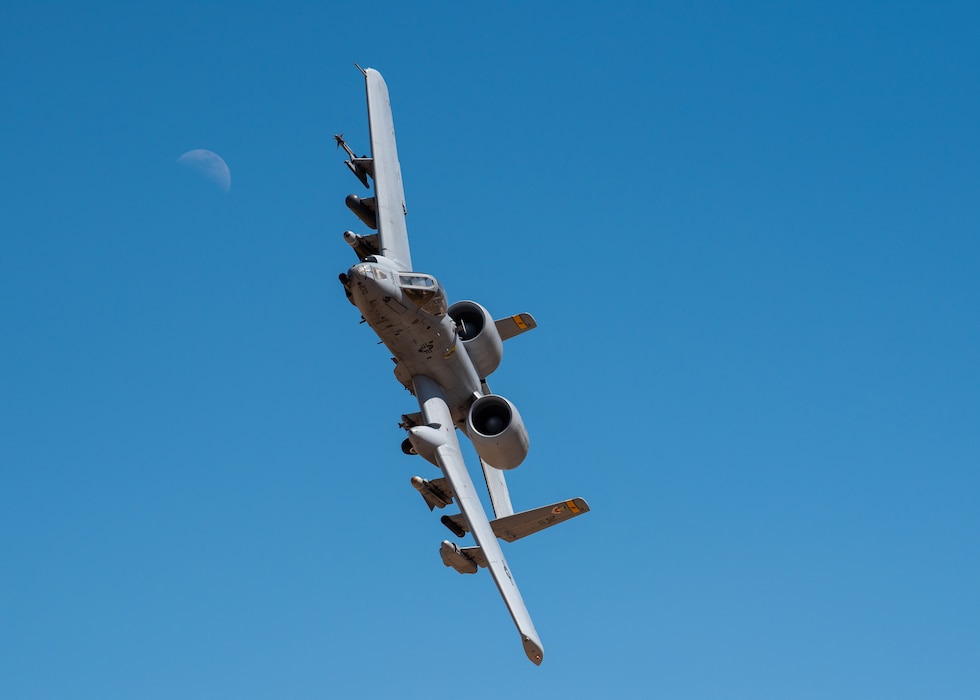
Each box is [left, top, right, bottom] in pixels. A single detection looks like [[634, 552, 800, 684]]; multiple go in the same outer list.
[[413, 377, 544, 665], [360, 68, 543, 665], [365, 68, 413, 270]]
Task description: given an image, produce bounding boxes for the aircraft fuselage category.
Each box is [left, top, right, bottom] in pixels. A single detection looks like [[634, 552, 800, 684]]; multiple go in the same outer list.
[[343, 256, 482, 425]]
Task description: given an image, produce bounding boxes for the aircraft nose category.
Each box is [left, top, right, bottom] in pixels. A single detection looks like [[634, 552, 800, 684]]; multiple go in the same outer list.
[[349, 263, 372, 281], [347, 262, 399, 297]]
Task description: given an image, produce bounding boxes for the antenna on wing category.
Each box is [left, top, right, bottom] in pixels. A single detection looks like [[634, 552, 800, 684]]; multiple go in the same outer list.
[[353, 62, 366, 76]]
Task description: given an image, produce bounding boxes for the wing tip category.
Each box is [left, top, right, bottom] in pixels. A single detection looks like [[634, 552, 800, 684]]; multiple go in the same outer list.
[[523, 636, 544, 665]]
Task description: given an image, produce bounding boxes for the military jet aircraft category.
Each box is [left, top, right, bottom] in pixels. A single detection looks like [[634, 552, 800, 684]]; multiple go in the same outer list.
[[336, 66, 589, 665]]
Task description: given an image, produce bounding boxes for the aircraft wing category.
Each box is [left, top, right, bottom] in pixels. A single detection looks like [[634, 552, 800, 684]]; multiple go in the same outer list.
[[364, 68, 413, 270], [413, 376, 544, 665]]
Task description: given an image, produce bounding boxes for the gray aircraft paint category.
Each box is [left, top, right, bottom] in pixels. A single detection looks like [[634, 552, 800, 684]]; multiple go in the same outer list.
[[336, 67, 588, 665]]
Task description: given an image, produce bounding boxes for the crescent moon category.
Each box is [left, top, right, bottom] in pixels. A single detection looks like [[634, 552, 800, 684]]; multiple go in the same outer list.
[[177, 149, 231, 192]]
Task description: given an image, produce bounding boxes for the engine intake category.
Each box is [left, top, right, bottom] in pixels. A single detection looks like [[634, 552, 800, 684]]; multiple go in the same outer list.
[[467, 395, 529, 470], [448, 300, 503, 379]]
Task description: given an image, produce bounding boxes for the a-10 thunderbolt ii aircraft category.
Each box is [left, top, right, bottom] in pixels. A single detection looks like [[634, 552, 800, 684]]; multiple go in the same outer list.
[[336, 66, 589, 665]]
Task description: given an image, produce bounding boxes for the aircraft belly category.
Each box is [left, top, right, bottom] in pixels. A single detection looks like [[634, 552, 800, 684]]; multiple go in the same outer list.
[[355, 288, 480, 413]]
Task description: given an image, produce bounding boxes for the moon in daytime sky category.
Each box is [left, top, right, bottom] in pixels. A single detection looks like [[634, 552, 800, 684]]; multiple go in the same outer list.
[[177, 149, 231, 192]]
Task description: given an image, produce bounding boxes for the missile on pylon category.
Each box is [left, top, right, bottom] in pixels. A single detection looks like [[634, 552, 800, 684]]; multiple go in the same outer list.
[[439, 540, 478, 574], [334, 133, 372, 188], [344, 230, 380, 259], [411, 475, 453, 510]]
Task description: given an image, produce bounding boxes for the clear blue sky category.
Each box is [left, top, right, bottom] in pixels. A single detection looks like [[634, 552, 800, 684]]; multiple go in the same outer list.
[[2, 2, 978, 698]]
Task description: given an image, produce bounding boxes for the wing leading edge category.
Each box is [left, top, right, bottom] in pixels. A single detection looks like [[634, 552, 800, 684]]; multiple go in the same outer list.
[[364, 68, 412, 271], [412, 376, 544, 665]]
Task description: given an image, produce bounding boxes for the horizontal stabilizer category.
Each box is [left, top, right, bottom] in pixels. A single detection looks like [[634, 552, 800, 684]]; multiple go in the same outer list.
[[439, 498, 591, 541], [490, 498, 590, 542], [495, 313, 537, 341]]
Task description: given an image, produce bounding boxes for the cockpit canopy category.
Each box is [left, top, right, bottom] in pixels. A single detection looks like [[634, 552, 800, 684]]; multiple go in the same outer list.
[[398, 273, 447, 316]]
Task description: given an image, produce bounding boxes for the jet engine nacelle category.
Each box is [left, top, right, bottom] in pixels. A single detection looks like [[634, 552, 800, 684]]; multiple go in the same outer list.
[[466, 394, 529, 470], [448, 300, 503, 380]]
